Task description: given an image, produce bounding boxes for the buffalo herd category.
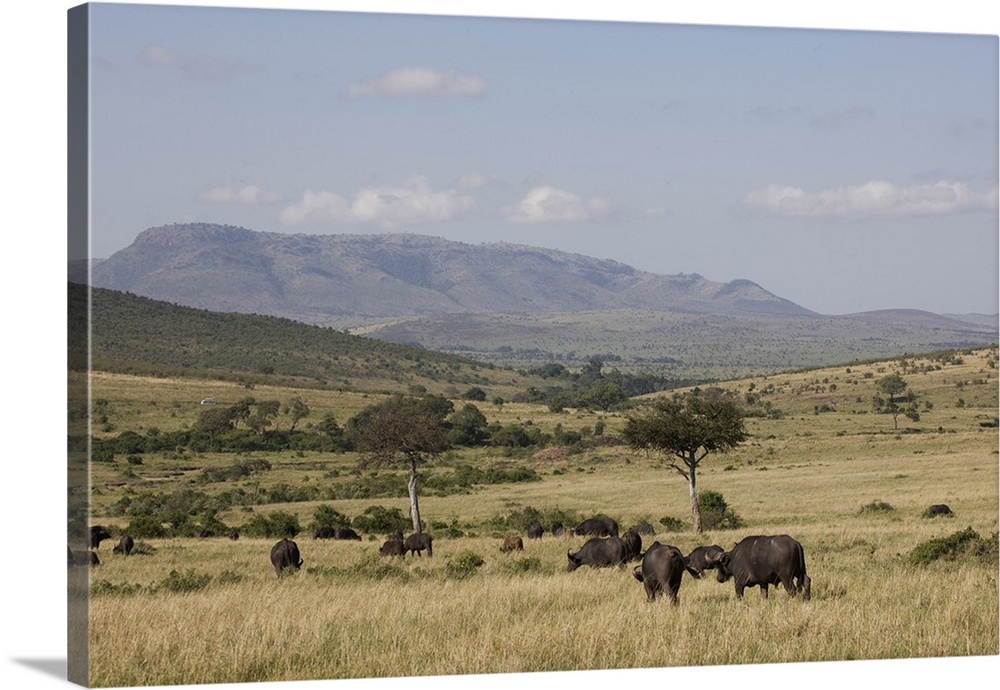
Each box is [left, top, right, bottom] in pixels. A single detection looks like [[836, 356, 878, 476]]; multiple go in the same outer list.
[[75, 519, 815, 603]]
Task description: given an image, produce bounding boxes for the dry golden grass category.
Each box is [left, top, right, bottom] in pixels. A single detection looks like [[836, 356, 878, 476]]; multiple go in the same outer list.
[[83, 348, 999, 686]]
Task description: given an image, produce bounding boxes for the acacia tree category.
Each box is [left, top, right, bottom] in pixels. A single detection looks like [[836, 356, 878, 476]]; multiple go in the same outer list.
[[622, 390, 747, 534], [873, 372, 919, 429], [350, 395, 453, 533]]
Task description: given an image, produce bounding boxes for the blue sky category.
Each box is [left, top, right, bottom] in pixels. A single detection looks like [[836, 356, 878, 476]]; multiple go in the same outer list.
[[81, 1, 997, 317]]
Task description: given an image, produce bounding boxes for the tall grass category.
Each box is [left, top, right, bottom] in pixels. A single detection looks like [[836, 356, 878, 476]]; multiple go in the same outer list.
[[83, 349, 999, 686]]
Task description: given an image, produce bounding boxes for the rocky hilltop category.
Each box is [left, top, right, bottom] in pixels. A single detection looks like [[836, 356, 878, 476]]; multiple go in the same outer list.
[[89, 222, 815, 326]]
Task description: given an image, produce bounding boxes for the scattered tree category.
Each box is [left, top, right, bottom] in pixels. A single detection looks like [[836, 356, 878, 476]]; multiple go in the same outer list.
[[622, 390, 747, 533], [873, 372, 920, 429], [350, 395, 453, 533]]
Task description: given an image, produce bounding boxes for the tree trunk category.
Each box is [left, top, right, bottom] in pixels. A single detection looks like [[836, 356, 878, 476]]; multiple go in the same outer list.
[[688, 456, 701, 534], [407, 457, 422, 533]]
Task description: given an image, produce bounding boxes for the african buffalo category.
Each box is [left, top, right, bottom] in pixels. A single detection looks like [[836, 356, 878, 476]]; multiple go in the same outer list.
[[112, 534, 134, 556], [389, 529, 404, 542], [620, 528, 642, 561], [69, 548, 99, 567], [926, 504, 954, 517], [270, 538, 303, 577], [313, 526, 335, 539], [551, 523, 567, 537], [630, 522, 655, 536], [573, 517, 619, 538], [566, 536, 627, 572], [228, 530, 240, 540], [334, 527, 362, 541], [199, 530, 214, 538], [501, 535, 524, 552], [380, 539, 404, 557], [89, 526, 112, 549], [632, 542, 696, 604], [527, 522, 544, 539], [685, 544, 724, 576], [404, 532, 433, 557], [714, 535, 811, 600]]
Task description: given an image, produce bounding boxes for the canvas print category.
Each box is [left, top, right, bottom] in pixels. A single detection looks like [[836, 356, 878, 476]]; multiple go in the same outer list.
[[67, 2, 999, 688]]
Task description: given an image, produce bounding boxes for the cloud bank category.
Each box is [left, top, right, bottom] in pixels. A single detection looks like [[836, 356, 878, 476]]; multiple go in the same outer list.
[[280, 177, 474, 229], [200, 185, 280, 204], [744, 180, 998, 217], [507, 186, 610, 223], [347, 67, 487, 100], [138, 44, 258, 81]]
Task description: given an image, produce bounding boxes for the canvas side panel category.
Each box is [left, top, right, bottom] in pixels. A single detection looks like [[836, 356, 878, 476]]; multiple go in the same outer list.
[[67, 3, 91, 687]]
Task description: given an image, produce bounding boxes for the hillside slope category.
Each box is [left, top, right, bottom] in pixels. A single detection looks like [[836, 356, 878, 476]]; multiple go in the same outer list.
[[89, 222, 814, 325]]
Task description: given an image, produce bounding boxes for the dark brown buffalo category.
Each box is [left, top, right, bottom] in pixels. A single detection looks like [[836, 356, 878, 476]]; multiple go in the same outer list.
[[313, 526, 335, 539], [404, 532, 433, 557], [566, 536, 627, 572], [926, 504, 954, 516], [270, 538, 303, 577], [526, 522, 544, 539], [501, 535, 524, 552], [573, 517, 619, 538], [89, 526, 112, 549], [334, 527, 362, 541], [714, 535, 811, 600], [228, 530, 240, 540], [630, 522, 655, 536], [112, 534, 134, 556], [551, 523, 567, 537], [380, 539, 404, 557], [620, 528, 642, 562], [69, 548, 99, 567], [389, 529, 404, 542], [685, 544, 724, 576], [632, 542, 696, 604]]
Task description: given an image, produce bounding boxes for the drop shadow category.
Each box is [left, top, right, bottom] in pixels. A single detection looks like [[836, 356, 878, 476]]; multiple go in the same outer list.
[[11, 658, 67, 680]]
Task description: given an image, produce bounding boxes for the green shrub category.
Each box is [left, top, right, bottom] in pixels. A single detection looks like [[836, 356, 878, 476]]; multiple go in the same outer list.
[[124, 515, 170, 539], [658, 516, 685, 532], [239, 510, 302, 538], [908, 528, 998, 565], [158, 568, 212, 593], [499, 557, 544, 575], [860, 500, 895, 514], [698, 490, 744, 530], [351, 505, 411, 535], [446, 550, 485, 579], [91, 579, 145, 597]]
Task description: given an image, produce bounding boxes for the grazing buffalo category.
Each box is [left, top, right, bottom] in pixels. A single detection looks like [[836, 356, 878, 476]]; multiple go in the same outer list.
[[69, 548, 99, 567], [380, 539, 404, 557], [714, 535, 811, 600], [228, 530, 240, 541], [630, 522, 655, 536], [685, 544, 724, 576], [620, 529, 643, 562], [313, 526, 335, 539], [527, 522, 544, 539], [551, 523, 567, 537], [501, 535, 524, 552], [926, 504, 954, 517], [112, 534, 134, 556], [633, 542, 696, 604], [270, 538, 303, 578], [573, 517, 619, 538], [404, 532, 433, 557], [566, 536, 627, 572], [89, 526, 112, 549], [334, 527, 362, 541]]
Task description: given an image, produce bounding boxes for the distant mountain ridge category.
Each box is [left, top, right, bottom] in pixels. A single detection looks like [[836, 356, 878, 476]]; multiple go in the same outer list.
[[88, 222, 817, 326]]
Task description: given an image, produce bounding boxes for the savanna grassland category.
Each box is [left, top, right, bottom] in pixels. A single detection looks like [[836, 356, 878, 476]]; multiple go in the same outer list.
[[79, 347, 999, 687]]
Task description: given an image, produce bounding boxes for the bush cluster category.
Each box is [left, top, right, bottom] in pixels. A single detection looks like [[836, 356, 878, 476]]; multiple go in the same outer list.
[[908, 528, 999, 566]]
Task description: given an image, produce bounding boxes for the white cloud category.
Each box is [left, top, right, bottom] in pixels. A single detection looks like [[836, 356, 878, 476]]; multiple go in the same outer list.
[[346, 67, 487, 100], [280, 177, 474, 229], [138, 44, 258, 81], [199, 185, 280, 204], [744, 180, 998, 217], [507, 186, 610, 224]]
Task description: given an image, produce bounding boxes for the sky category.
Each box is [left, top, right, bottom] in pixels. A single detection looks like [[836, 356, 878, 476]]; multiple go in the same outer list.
[[76, 1, 999, 316], [2, 5, 999, 690]]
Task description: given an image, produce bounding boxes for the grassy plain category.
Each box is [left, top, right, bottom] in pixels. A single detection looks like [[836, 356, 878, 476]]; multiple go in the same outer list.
[[82, 347, 999, 686]]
